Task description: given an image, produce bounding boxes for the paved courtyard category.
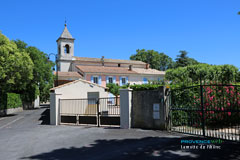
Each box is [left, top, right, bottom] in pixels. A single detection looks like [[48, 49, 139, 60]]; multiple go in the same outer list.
[[0, 106, 239, 160]]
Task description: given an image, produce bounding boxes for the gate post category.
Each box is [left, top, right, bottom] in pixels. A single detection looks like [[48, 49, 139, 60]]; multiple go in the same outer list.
[[96, 99, 100, 127], [120, 89, 132, 129], [50, 92, 62, 125]]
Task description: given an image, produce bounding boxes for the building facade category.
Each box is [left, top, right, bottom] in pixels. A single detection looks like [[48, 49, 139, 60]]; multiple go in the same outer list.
[[56, 24, 165, 87]]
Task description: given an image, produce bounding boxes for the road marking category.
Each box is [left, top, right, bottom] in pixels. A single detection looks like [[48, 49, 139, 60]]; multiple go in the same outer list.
[[0, 117, 7, 121], [0, 116, 24, 129]]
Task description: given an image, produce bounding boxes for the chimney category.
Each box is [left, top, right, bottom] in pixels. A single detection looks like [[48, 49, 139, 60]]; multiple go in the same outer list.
[[129, 65, 132, 71], [101, 56, 104, 66], [146, 63, 150, 69]]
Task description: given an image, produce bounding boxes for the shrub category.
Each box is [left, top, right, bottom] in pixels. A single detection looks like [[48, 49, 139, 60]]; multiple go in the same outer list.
[[130, 84, 164, 91], [0, 93, 22, 110]]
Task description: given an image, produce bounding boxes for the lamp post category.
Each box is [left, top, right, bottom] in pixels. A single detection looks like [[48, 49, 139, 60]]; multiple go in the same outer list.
[[48, 53, 58, 86]]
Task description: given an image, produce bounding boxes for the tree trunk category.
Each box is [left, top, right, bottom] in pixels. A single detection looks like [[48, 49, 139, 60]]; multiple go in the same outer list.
[[22, 101, 34, 110]]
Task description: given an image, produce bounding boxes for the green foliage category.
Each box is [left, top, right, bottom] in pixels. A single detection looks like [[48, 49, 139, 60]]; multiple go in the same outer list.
[[0, 33, 33, 93], [130, 84, 163, 91], [0, 93, 22, 110], [106, 83, 128, 96], [7, 93, 22, 109], [171, 85, 240, 127], [159, 53, 175, 71], [175, 50, 199, 68], [107, 83, 120, 96], [166, 64, 239, 86], [130, 49, 174, 71], [13, 40, 54, 102]]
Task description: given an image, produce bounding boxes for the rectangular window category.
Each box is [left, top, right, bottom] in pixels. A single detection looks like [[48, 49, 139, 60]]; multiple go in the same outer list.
[[122, 77, 126, 85], [108, 77, 113, 83], [93, 76, 98, 84]]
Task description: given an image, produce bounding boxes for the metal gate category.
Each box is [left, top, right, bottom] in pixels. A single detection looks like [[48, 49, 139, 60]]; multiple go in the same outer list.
[[59, 97, 120, 127], [169, 84, 240, 141]]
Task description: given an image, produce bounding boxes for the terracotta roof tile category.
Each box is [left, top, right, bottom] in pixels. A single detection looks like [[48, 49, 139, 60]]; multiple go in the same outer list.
[[54, 72, 82, 78], [50, 79, 107, 91], [76, 65, 165, 75], [132, 68, 165, 75], [73, 56, 146, 65]]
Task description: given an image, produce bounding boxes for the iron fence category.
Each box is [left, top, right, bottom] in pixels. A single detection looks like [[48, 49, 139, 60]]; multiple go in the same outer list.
[[59, 97, 120, 127], [170, 84, 240, 141]]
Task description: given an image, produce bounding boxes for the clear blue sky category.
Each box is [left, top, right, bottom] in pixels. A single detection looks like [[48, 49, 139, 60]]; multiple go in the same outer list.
[[0, 0, 240, 68]]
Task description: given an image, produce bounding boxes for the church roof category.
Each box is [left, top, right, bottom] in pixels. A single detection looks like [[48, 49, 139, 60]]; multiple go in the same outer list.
[[76, 65, 165, 75], [57, 24, 74, 41], [73, 56, 146, 65]]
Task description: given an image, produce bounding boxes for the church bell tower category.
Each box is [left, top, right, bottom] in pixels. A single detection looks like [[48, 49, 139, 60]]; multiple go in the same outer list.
[[56, 23, 75, 72]]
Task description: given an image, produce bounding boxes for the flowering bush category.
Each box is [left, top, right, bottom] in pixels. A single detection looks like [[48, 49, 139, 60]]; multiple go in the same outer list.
[[171, 84, 240, 128], [198, 85, 240, 127]]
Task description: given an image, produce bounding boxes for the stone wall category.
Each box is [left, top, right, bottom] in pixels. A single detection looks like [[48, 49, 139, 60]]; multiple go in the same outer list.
[[0, 107, 23, 116], [131, 86, 169, 130]]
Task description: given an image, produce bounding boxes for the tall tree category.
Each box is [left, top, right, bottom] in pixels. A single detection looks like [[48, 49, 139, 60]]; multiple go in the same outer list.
[[175, 50, 189, 68], [175, 50, 199, 68], [130, 49, 174, 71], [14, 40, 54, 103], [0, 33, 33, 93], [159, 53, 175, 71]]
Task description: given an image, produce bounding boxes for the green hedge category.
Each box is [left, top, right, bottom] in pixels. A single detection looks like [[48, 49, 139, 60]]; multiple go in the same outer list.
[[130, 84, 164, 91], [0, 93, 22, 110]]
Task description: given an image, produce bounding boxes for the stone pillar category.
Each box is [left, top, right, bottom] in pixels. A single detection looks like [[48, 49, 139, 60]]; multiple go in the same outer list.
[[50, 93, 62, 125], [34, 96, 40, 108], [120, 88, 132, 129]]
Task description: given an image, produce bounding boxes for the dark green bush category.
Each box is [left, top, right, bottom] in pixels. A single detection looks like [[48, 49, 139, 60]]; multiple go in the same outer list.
[[0, 93, 22, 110]]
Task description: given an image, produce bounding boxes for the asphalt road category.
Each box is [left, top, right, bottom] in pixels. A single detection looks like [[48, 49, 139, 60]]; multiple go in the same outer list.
[[0, 106, 239, 160]]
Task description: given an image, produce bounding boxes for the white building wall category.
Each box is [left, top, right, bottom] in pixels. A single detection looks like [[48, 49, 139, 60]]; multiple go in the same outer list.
[[50, 80, 109, 125], [54, 81, 108, 98], [57, 39, 74, 59], [129, 75, 164, 85], [59, 61, 72, 72], [57, 38, 74, 72]]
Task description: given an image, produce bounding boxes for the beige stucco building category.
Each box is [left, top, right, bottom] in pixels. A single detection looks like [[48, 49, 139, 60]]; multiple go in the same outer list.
[[55, 24, 165, 87]]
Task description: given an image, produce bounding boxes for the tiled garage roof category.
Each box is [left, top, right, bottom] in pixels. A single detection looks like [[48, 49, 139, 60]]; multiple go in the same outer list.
[[50, 78, 107, 91]]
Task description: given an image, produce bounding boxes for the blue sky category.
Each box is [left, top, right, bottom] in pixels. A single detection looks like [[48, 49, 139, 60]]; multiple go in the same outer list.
[[0, 0, 240, 68]]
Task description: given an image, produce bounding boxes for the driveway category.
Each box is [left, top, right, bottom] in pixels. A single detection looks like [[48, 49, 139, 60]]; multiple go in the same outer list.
[[0, 105, 239, 160]]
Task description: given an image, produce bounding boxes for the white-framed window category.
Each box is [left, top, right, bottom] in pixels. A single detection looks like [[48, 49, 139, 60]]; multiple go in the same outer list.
[[93, 76, 98, 84], [108, 77, 113, 83]]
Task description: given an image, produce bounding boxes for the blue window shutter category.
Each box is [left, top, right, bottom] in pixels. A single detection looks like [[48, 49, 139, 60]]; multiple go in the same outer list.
[[106, 76, 109, 84], [126, 77, 128, 84], [120, 76, 122, 86], [99, 76, 102, 85], [113, 76, 116, 84], [91, 76, 93, 83], [143, 78, 148, 84]]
